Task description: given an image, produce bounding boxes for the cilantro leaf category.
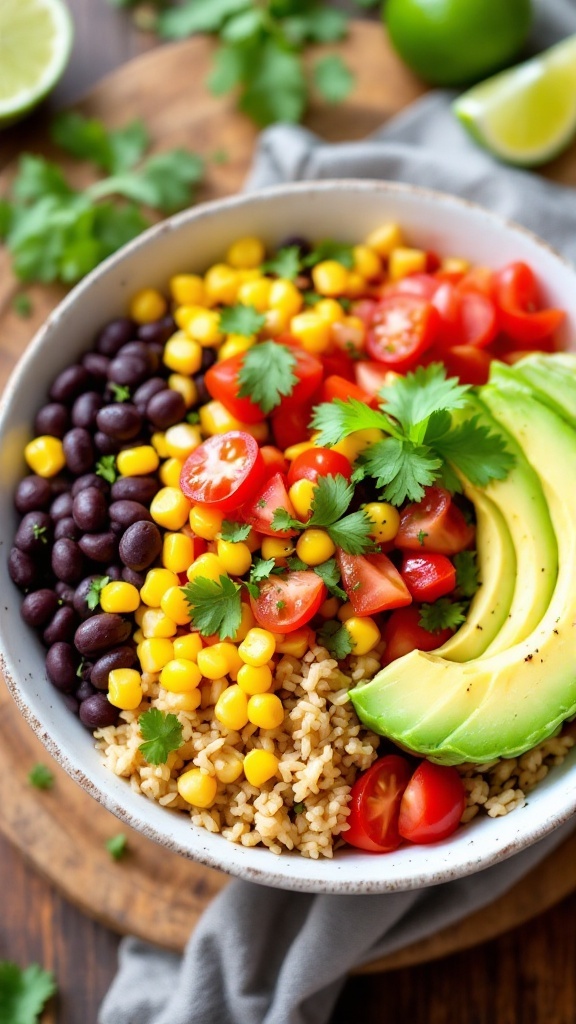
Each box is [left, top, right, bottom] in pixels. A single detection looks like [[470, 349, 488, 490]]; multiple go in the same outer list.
[[0, 961, 56, 1024], [182, 575, 242, 639], [238, 39, 307, 127], [454, 551, 480, 598], [219, 520, 252, 543], [109, 382, 131, 402], [12, 294, 32, 318], [317, 620, 354, 659], [106, 834, 128, 860], [313, 55, 355, 104], [86, 576, 110, 611], [303, 240, 355, 270], [219, 303, 266, 338], [285, 7, 347, 44], [249, 557, 278, 583], [261, 246, 301, 281], [355, 437, 442, 505], [311, 398, 388, 447], [51, 113, 149, 174], [237, 341, 298, 414], [380, 364, 470, 441], [11, 154, 73, 202], [308, 474, 354, 527], [158, 0, 251, 37], [95, 455, 118, 484], [312, 558, 347, 601], [28, 764, 54, 790], [90, 150, 204, 214], [431, 415, 515, 488], [326, 510, 375, 556], [138, 708, 183, 765], [419, 599, 467, 634], [271, 476, 374, 555], [271, 507, 300, 534]]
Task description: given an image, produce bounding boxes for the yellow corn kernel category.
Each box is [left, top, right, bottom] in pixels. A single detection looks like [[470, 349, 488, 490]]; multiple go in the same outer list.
[[189, 505, 224, 540], [237, 663, 272, 695], [283, 440, 316, 461], [24, 436, 66, 477], [213, 746, 244, 783], [214, 642, 243, 680], [196, 645, 229, 681], [165, 690, 202, 713], [226, 236, 265, 269], [218, 334, 255, 361], [162, 532, 194, 574], [134, 605, 147, 626], [200, 677, 228, 709], [243, 748, 279, 786], [160, 658, 202, 692], [247, 692, 284, 730], [151, 432, 170, 459], [353, 244, 382, 280], [204, 263, 240, 305], [184, 309, 223, 347], [319, 596, 339, 619], [263, 308, 290, 337], [345, 615, 381, 655], [275, 629, 312, 658], [214, 684, 249, 731], [186, 552, 227, 583], [170, 274, 206, 306], [345, 272, 367, 298], [268, 279, 302, 318], [100, 581, 140, 614], [108, 668, 143, 710], [296, 528, 336, 566], [216, 539, 253, 576], [150, 487, 191, 531], [129, 288, 167, 324], [236, 268, 261, 284], [260, 536, 295, 561], [133, 629, 145, 646], [141, 607, 178, 639], [315, 298, 345, 325], [140, 568, 180, 607], [388, 246, 427, 281], [117, 445, 159, 477], [440, 257, 470, 275], [165, 423, 203, 460], [332, 428, 383, 462], [168, 373, 197, 408], [364, 501, 400, 544], [337, 602, 355, 623], [237, 276, 272, 312], [288, 478, 316, 521], [311, 260, 349, 297], [238, 627, 276, 667], [289, 311, 332, 354], [177, 768, 218, 807], [231, 602, 256, 642], [173, 633, 203, 662], [174, 308, 204, 332], [199, 400, 268, 442], [138, 638, 174, 674], [160, 585, 191, 626], [158, 457, 183, 489], [365, 222, 404, 257]]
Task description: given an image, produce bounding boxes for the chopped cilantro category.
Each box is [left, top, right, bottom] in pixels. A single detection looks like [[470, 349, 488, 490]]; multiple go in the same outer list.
[[182, 575, 242, 639], [0, 962, 56, 1024], [86, 576, 110, 611], [219, 520, 252, 543], [302, 240, 354, 269], [317, 620, 354, 659], [138, 708, 183, 765], [106, 834, 128, 861], [109, 382, 131, 402], [271, 474, 375, 556], [293, 801, 306, 815], [219, 302, 266, 338], [13, 293, 32, 318], [313, 54, 355, 103], [32, 523, 47, 543], [312, 558, 347, 601], [28, 764, 54, 790], [276, 599, 286, 611], [419, 599, 467, 634], [454, 551, 480, 598], [245, 557, 284, 598], [95, 454, 118, 484], [303, 291, 322, 306], [417, 530, 428, 546], [261, 246, 301, 280], [186, 410, 200, 424], [237, 341, 298, 414]]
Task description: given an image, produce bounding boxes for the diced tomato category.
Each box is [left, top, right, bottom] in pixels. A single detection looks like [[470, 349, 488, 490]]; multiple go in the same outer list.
[[321, 375, 377, 408], [383, 273, 440, 301], [321, 348, 356, 382], [287, 448, 352, 488], [439, 344, 492, 385], [401, 553, 456, 602], [494, 262, 565, 346], [432, 284, 498, 351], [337, 550, 412, 616], [366, 295, 440, 373], [249, 570, 326, 633], [241, 472, 296, 537], [458, 266, 494, 297], [395, 487, 475, 556], [351, 298, 379, 326], [354, 360, 390, 397], [260, 445, 289, 479], [398, 761, 466, 844], [381, 606, 454, 666], [345, 754, 413, 853], [180, 431, 266, 512], [271, 403, 313, 450], [205, 344, 323, 423]]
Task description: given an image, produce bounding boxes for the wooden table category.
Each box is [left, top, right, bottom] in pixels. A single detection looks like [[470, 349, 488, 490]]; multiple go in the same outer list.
[[2, 3, 576, 1021]]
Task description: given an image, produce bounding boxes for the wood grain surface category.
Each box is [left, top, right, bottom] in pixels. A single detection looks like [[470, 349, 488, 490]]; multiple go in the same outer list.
[[1, 3, 576, 1022]]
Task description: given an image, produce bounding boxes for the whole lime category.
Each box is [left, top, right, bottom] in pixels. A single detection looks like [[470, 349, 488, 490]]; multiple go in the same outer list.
[[385, 0, 533, 87]]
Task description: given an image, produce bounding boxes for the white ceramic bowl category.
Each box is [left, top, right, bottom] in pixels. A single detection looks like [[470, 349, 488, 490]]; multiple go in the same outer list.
[[1, 181, 575, 894]]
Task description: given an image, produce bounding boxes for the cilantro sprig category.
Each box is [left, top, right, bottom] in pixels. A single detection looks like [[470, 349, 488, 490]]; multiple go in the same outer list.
[[182, 575, 243, 640], [219, 520, 252, 543], [317, 620, 354, 659], [272, 474, 375, 556], [138, 708, 183, 765], [0, 962, 56, 1024], [219, 302, 266, 338], [28, 764, 54, 790], [453, 551, 480, 599], [419, 599, 468, 634], [237, 341, 298, 414], [106, 834, 128, 861], [95, 455, 118, 484], [261, 245, 301, 281], [85, 576, 110, 611]]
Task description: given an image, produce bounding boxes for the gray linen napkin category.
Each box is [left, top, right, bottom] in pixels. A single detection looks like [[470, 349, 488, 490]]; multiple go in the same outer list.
[[100, 4, 576, 1022]]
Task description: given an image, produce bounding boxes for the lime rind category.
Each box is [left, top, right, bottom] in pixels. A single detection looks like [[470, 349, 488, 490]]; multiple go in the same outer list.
[[453, 34, 576, 167], [0, 0, 74, 125]]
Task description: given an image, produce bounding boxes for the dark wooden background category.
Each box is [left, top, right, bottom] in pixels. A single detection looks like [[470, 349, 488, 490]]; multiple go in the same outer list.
[[2, 2, 576, 1021]]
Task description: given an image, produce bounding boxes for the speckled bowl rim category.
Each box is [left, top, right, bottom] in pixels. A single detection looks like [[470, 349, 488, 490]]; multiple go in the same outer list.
[[1, 179, 575, 894]]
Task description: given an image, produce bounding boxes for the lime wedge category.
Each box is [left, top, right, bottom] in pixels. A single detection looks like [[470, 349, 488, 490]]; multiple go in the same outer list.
[[453, 34, 576, 167], [0, 0, 74, 127]]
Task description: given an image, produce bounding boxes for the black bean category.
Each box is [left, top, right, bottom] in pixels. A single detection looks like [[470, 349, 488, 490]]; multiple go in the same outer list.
[[121, 567, 145, 589], [63, 428, 95, 476], [50, 491, 74, 521], [95, 317, 136, 356], [76, 678, 97, 702], [96, 403, 142, 441], [109, 499, 152, 529], [194, 373, 210, 406], [94, 431, 123, 455], [52, 538, 85, 583], [8, 548, 39, 590], [43, 605, 77, 645], [82, 351, 110, 383], [72, 473, 110, 498], [46, 642, 78, 692], [34, 402, 70, 438], [79, 693, 119, 729], [73, 487, 108, 532], [72, 391, 103, 429], [138, 315, 176, 346], [55, 581, 75, 605], [132, 377, 166, 410], [119, 521, 162, 571], [74, 613, 132, 656], [15, 511, 52, 554], [54, 517, 81, 542], [15, 475, 52, 514], [200, 347, 218, 372], [111, 476, 159, 504], [62, 694, 80, 715], [49, 478, 71, 499], [107, 354, 148, 388], [49, 365, 90, 404], [79, 531, 118, 563], [21, 589, 59, 628], [73, 575, 106, 620], [104, 565, 123, 582], [91, 646, 136, 690], [146, 389, 186, 430], [119, 340, 159, 373]]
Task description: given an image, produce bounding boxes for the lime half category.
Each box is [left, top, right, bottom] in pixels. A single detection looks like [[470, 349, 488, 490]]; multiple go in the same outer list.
[[453, 34, 576, 167], [0, 0, 74, 127]]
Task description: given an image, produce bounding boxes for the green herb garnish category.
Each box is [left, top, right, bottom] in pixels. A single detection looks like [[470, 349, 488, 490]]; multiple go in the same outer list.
[[0, 962, 56, 1024], [182, 575, 243, 639], [28, 764, 54, 790], [219, 302, 266, 338], [86, 576, 110, 611], [95, 455, 118, 484], [419, 599, 467, 634], [138, 708, 183, 765], [317, 620, 354, 659], [237, 341, 298, 414], [106, 834, 128, 861]]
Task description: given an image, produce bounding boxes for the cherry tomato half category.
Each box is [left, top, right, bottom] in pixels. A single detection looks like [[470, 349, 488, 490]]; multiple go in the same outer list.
[[398, 761, 466, 844], [494, 262, 565, 347], [249, 570, 326, 633], [180, 431, 265, 512], [346, 754, 413, 853], [271, 403, 313, 450], [382, 606, 454, 666], [354, 360, 390, 397], [240, 472, 297, 538], [401, 553, 456, 602], [320, 375, 377, 408], [287, 448, 352, 488], [439, 344, 492, 385], [337, 550, 412, 616], [395, 487, 475, 556], [366, 295, 440, 373]]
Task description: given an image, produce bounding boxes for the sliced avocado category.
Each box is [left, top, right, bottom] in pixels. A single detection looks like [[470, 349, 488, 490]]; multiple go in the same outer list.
[[350, 389, 574, 765], [491, 353, 576, 430]]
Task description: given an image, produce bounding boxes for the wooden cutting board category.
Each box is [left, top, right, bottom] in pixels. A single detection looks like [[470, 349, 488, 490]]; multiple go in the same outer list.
[[1, 22, 576, 971]]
